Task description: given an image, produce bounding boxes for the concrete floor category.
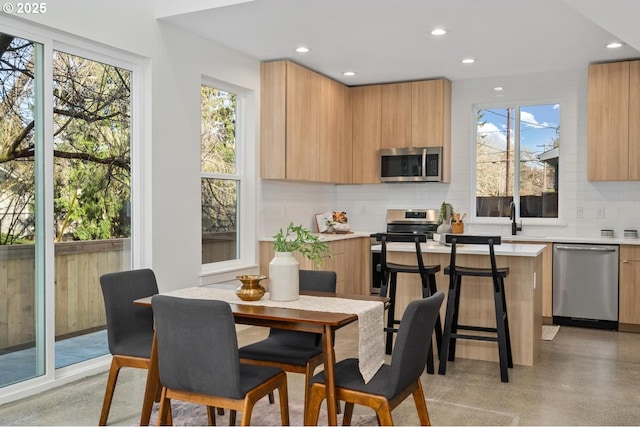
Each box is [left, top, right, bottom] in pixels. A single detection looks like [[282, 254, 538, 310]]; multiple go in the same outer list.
[[0, 323, 639, 426]]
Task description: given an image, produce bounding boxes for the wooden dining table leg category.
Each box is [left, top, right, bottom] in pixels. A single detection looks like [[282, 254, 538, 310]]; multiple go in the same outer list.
[[140, 330, 159, 426], [322, 326, 338, 426]]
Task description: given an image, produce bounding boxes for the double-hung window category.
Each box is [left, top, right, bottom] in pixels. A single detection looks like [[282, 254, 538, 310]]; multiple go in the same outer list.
[[475, 103, 560, 219], [200, 82, 241, 265]]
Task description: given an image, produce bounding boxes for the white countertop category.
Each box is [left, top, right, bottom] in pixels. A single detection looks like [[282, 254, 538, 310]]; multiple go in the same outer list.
[[500, 235, 640, 245], [371, 241, 546, 257]]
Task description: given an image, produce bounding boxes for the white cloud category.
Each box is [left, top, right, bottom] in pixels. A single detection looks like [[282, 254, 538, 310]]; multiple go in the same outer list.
[[477, 121, 507, 149]]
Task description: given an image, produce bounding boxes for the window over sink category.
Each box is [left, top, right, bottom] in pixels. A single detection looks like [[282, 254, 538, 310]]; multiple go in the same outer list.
[[475, 103, 560, 219]]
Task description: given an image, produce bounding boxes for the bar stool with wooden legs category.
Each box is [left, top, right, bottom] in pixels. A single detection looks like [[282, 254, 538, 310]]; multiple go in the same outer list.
[[372, 232, 442, 374], [438, 234, 513, 382]]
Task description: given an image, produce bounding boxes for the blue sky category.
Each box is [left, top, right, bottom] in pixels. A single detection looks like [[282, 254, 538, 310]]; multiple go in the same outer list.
[[478, 104, 560, 155]]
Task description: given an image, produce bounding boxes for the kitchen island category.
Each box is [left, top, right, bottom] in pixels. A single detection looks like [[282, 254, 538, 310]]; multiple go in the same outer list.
[[374, 240, 546, 367]]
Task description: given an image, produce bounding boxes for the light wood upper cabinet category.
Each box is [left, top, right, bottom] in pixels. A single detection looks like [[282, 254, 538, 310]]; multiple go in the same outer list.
[[261, 60, 349, 183], [261, 60, 451, 184], [352, 85, 382, 184], [587, 60, 640, 181], [411, 79, 452, 182], [629, 61, 640, 180], [380, 82, 412, 148], [619, 245, 640, 330], [321, 78, 352, 183]]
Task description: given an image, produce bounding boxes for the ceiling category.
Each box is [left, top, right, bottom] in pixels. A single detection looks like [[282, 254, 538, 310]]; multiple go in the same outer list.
[[158, 0, 640, 86]]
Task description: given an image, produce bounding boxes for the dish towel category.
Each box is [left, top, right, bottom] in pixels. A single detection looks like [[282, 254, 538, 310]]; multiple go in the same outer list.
[[163, 287, 385, 383]]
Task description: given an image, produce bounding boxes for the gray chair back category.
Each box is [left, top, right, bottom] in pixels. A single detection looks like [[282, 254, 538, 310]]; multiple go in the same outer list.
[[152, 295, 245, 399], [269, 270, 336, 347], [388, 291, 445, 396], [100, 269, 158, 358]]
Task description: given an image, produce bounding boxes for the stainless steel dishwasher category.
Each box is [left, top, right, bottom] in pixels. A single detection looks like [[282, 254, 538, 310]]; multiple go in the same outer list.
[[553, 243, 619, 329]]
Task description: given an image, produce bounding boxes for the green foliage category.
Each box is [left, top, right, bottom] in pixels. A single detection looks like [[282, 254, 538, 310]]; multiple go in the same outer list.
[[272, 222, 332, 268], [438, 202, 455, 225]]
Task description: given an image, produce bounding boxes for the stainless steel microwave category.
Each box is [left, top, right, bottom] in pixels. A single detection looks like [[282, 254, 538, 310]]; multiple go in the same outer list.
[[379, 147, 442, 182]]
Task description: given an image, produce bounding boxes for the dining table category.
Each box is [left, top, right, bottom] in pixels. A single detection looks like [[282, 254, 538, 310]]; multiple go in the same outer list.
[[134, 287, 389, 426]]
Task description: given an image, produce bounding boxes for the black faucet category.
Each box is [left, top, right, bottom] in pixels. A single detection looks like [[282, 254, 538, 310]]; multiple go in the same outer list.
[[510, 202, 522, 235]]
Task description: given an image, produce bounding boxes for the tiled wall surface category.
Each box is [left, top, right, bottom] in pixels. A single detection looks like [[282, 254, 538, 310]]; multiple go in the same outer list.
[[260, 69, 640, 240]]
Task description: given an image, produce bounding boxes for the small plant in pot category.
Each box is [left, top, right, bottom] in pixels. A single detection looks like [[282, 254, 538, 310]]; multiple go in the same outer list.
[[270, 222, 332, 301]]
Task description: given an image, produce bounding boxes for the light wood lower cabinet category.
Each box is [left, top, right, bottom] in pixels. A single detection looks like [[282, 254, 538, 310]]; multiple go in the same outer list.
[[619, 245, 640, 332], [521, 242, 553, 322], [259, 237, 370, 295]]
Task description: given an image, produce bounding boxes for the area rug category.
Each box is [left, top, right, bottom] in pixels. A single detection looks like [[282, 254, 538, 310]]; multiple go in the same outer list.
[[542, 325, 560, 341], [148, 398, 376, 426]]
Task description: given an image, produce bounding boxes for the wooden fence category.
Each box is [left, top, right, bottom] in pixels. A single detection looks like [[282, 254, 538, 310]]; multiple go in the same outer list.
[[0, 239, 130, 350], [0, 234, 236, 350]]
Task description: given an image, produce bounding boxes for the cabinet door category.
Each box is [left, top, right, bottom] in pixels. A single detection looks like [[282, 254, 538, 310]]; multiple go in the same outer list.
[[587, 62, 630, 181], [630, 61, 640, 180], [286, 61, 321, 181], [352, 85, 382, 184], [411, 80, 450, 147], [619, 245, 640, 326], [411, 79, 451, 182], [260, 61, 287, 179], [380, 82, 411, 148], [321, 78, 352, 183]]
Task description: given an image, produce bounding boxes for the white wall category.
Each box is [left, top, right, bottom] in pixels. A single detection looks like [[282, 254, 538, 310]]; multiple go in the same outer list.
[[17, 0, 262, 291]]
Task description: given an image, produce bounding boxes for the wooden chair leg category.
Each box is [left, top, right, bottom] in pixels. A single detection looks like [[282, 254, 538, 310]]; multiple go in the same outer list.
[[240, 401, 253, 426], [343, 402, 355, 426], [157, 389, 171, 426], [277, 380, 290, 426], [268, 391, 275, 404], [374, 401, 394, 426], [229, 410, 236, 426], [99, 358, 121, 425], [305, 383, 324, 426], [206, 406, 216, 425], [412, 380, 431, 426]]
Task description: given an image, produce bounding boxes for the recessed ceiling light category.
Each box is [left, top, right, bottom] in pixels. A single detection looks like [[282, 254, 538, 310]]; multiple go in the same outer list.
[[606, 42, 623, 49], [295, 46, 310, 53], [494, 86, 504, 92], [343, 71, 356, 76], [431, 28, 447, 36], [462, 58, 475, 64]]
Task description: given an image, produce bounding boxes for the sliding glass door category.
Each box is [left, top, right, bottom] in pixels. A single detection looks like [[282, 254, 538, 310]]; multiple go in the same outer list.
[[1, 29, 136, 390], [0, 32, 45, 387]]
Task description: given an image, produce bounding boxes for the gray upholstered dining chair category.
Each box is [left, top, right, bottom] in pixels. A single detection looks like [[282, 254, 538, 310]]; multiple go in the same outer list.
[[305, 291, 445, 426], [151, 295, 290, 426], [98, 268, 158, 426], [238, 269, 337, 414]]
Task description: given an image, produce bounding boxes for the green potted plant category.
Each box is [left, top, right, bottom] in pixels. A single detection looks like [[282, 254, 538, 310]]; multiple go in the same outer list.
[[269, 222, 332, 301], [437, 202, 454, 234], [272, 222, 332, 267]]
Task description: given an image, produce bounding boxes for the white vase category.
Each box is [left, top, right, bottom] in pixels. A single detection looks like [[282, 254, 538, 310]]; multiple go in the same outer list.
[[268, 251, 300, 301]]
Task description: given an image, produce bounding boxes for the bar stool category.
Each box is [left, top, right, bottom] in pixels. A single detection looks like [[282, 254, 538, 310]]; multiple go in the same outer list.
[[372, 232, 442, 374], [438, 234, 513, 382]]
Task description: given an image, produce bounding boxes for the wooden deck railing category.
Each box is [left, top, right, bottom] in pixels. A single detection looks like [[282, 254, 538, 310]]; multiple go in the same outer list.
[[1, 234, 236, 350]]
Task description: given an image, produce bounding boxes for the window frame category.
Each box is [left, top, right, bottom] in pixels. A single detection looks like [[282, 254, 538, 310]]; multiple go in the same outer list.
[[199, 76, 256, 276], [472, 100, 563, 226]]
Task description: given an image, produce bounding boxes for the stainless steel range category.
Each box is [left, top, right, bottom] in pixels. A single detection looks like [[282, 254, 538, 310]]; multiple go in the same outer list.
[[370, 208, 439, 294]]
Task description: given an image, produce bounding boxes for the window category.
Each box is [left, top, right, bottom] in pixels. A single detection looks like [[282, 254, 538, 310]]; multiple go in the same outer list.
[[201, 84, 239, 264], [476, 104, 560, 219]]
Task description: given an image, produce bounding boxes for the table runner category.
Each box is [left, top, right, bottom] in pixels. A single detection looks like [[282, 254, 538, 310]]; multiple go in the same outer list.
[[162, 287, 385, 383]]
